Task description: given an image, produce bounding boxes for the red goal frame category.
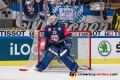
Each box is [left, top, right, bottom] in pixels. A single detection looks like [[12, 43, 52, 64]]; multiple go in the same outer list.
[[38, 30, 91, 70]]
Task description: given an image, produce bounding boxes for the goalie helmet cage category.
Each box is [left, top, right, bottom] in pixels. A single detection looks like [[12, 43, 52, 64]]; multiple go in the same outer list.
[[19, 30, 91, 71]]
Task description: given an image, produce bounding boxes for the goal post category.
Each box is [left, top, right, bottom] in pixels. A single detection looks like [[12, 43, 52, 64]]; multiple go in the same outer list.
[[19, 30, 91, 71]]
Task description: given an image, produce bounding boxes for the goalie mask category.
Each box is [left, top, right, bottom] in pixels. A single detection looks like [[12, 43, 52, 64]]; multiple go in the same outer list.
[[49, 15, 57, 26]]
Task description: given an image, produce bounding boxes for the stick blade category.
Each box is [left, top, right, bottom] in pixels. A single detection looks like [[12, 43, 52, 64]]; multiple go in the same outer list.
[[19, 66, 35, 71], [19, 67, 29, 71], [19, 68, 28, 71]]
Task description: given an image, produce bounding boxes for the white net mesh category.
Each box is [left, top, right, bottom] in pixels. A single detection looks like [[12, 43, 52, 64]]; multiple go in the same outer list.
[[27, 31, 39, 67], [19, 31, 39, 71], [77, 37, 90, 69], [19, 30, 91, 71]]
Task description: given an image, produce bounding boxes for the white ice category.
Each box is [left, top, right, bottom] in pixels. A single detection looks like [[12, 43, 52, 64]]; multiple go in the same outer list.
[[0, 64, 120, 80]]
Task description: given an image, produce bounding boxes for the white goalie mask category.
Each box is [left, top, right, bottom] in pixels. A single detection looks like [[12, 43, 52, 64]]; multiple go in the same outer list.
[[49, 15, 57, 26]]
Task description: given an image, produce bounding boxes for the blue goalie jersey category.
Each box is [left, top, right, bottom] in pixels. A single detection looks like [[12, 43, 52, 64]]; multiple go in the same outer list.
[[44, 23, 70, 44]]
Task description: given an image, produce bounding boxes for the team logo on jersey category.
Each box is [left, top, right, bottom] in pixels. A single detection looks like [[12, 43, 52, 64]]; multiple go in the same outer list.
[[48, 28, 51, 32], [58, 27, 61, 31], [51, 35, 59, 41]]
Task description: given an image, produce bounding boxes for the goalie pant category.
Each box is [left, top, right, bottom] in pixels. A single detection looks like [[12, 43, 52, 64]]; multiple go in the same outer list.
[[36, 45, 78, 72]]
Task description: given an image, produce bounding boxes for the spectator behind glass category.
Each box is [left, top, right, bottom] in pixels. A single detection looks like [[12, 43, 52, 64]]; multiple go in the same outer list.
[[60, 0, 64, 4], [48, 0, 60, 4], [54, 0, 60, 4], [75, 0, 81, 5], [62, 0, 74, 5], [71, 0, 81, 5]]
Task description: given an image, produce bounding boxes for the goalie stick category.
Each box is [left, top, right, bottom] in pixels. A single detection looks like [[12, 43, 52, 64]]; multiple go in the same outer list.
[[47, 48, 67, 57]]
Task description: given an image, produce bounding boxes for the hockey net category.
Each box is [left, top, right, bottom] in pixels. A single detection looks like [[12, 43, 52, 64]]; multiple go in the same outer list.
[[19, 30, 91, 71]]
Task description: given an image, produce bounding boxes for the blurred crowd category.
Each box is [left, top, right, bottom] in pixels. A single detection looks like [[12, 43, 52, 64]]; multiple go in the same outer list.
[[2, 0, 120, 5], [47, 0, 81, 5], [2, 0, 81, 5]]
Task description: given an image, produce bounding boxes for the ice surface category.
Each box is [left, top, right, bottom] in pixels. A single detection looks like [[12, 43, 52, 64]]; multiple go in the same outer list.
[[0, 64, 120, 80]]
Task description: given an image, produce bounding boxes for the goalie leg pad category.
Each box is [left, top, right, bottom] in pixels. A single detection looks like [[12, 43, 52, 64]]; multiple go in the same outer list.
[[36, 45, 59, 71], [59, 47, 78, 72]]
